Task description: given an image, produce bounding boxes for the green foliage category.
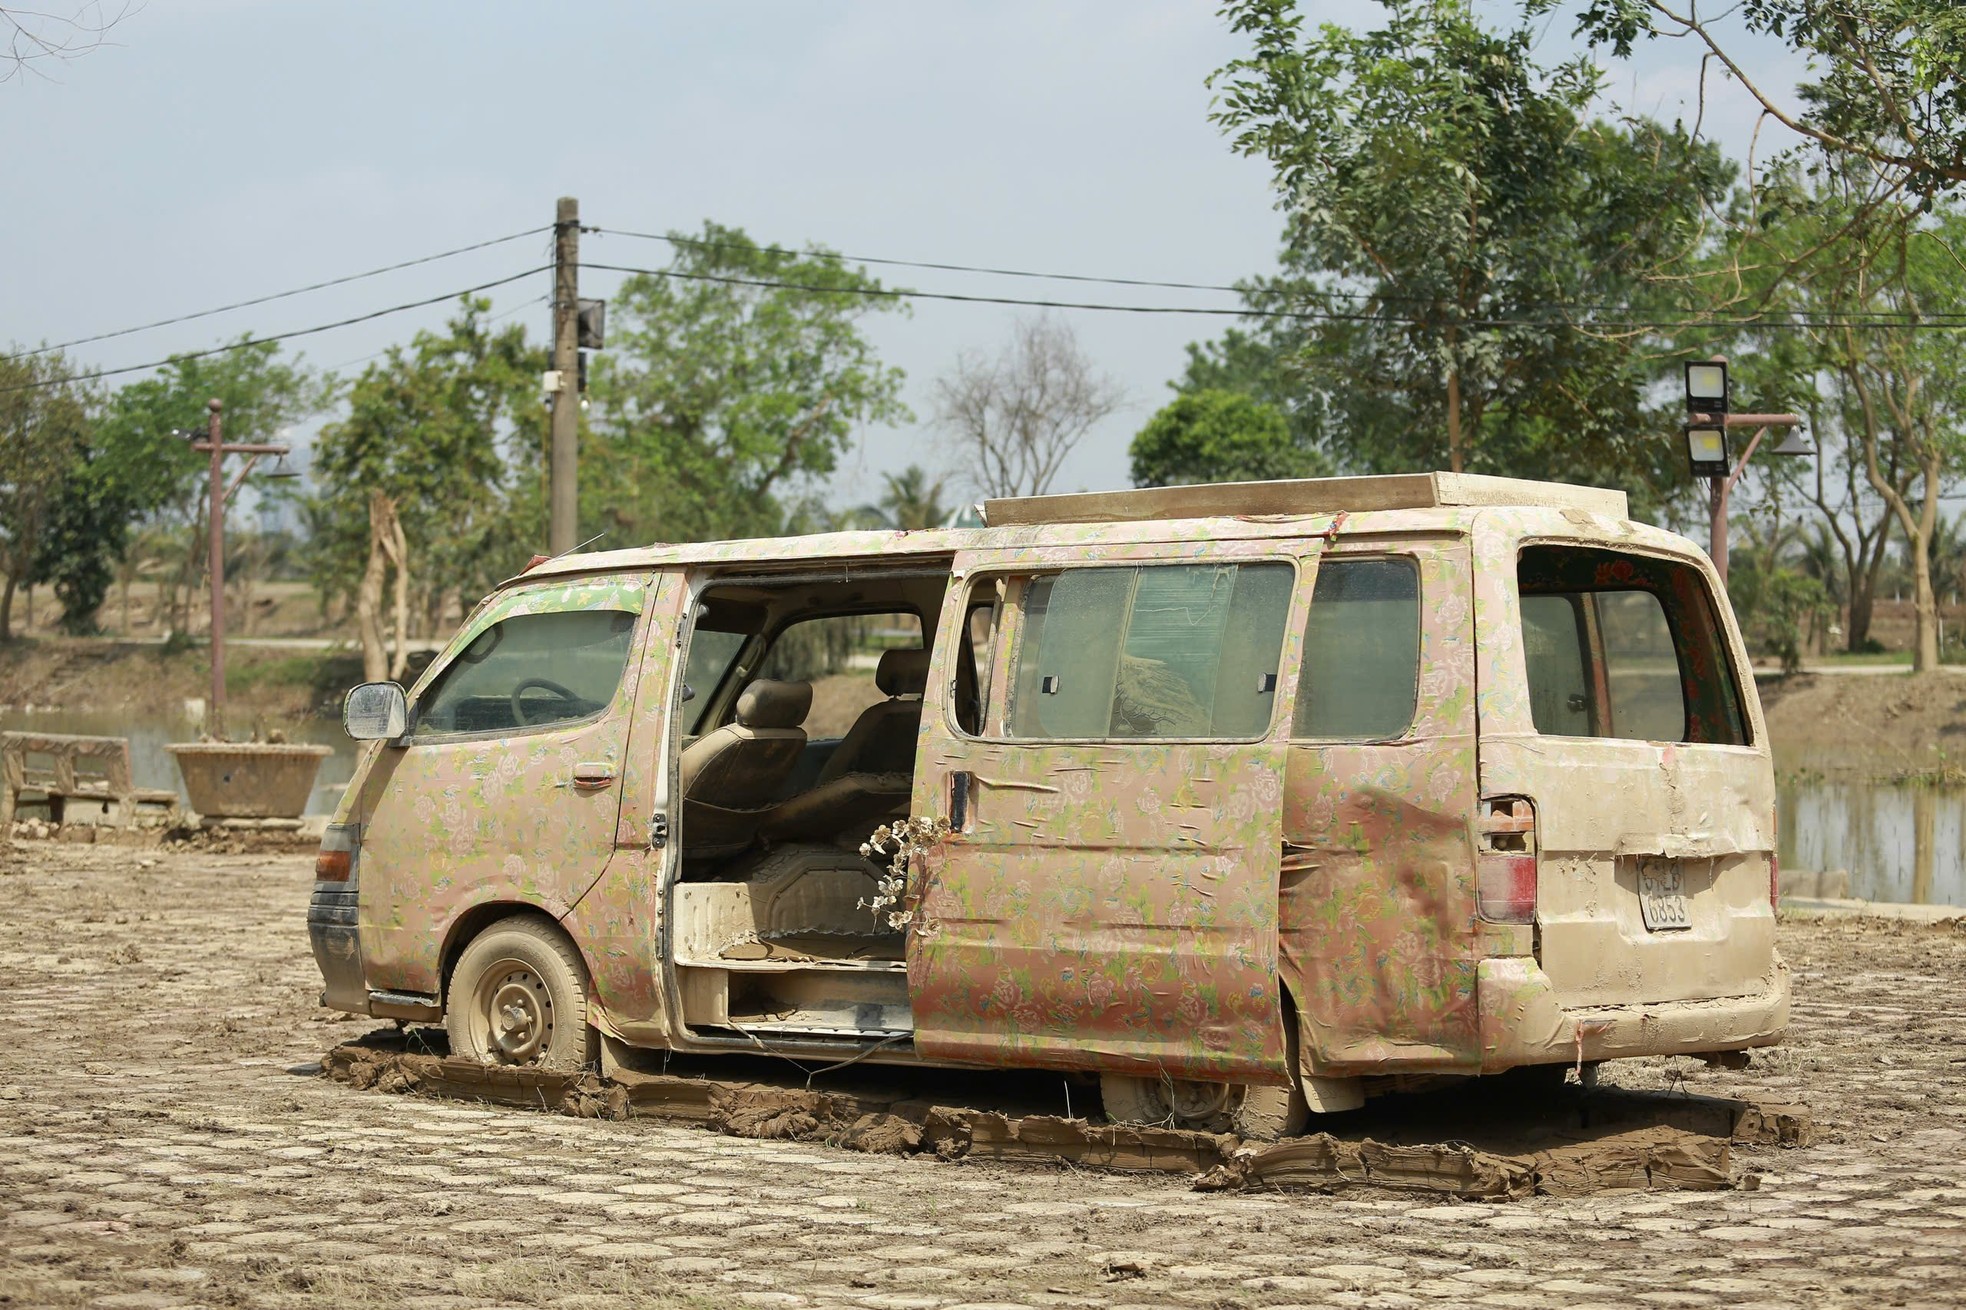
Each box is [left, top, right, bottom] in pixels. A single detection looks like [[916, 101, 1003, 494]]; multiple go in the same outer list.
[[1544, 0, 1966, 198], [1729, 559, 1832, 675], [1206, 0, 1733, 517], [96, 340, 326, 519], [78, 341, 326, 635], [1130, 388, 1322, 487], [0, 350, 94, 639], [308, 298, 544, 609], [853, 465, 950, 531], [588, 222, 910, 543], [29, 457, 127, 635]]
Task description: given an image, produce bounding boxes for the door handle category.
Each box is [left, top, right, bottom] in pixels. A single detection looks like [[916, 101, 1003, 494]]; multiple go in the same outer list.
[[571, 763, 616, 790], [947, 770, 972, 832]]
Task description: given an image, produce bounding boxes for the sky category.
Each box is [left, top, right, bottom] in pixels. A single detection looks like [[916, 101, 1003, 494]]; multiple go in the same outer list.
[[1, 1, 1808, 523]]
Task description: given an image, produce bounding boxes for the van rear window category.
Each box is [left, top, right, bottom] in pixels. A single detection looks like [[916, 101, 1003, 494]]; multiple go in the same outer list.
[[1517, 546, 1748, 746]]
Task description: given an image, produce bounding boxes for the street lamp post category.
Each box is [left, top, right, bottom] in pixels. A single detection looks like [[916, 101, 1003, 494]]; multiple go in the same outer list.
[[1680, 358, 1811, 585], [187, 398, 293, 741]]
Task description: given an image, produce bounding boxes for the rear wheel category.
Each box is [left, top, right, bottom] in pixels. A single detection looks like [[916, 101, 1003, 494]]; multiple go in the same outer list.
[[1099, 1073, 1307, 1140], [446, 916, 597, 1072]]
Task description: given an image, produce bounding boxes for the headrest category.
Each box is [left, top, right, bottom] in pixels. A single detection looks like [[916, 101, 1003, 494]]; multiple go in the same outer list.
[[876, 648, 931, 697], [735, 679, 812, 730]]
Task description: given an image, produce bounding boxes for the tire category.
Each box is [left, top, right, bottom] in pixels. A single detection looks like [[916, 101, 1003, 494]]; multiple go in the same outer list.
[[1100, 1013, 1311, 1141], [446, 915, 598, 1072], [1099, 1072, 1305, 1139]]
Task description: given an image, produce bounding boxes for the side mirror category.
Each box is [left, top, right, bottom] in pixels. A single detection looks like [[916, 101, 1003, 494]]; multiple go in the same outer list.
[[344, 682, 409, 741]]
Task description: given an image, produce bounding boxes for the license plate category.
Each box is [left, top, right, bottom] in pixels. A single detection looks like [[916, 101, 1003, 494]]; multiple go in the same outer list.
[[1638, 858, 1692, 931]]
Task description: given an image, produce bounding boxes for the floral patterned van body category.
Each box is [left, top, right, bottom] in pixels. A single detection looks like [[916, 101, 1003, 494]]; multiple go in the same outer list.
[[309, 472, 1786, 1134]]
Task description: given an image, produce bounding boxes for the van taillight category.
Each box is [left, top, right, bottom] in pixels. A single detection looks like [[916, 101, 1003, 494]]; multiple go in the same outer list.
[[1477, 797, 1537, 923], [315, 823, 359, 882]]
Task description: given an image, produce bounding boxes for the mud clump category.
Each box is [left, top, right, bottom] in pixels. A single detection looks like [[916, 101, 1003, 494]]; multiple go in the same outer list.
[[320, 1033, 1809, 1200]]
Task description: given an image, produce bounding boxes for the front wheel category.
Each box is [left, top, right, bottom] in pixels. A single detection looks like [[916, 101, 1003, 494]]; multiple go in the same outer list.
[[446, 916, 597, 1072]]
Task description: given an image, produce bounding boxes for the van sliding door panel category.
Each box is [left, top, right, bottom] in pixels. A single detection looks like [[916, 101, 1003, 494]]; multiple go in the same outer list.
[[908, 544, 1316, 1082], [1279, 542, 1482, 1075]]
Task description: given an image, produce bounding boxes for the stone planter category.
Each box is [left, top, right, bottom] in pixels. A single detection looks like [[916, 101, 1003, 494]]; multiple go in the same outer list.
[[166, 742, 333, 821]]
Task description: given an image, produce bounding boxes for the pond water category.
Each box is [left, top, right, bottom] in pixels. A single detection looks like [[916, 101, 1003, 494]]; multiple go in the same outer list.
[[6, 704, 1961, 907], [5, 706, 359, 820], [1777, 775, 1965, 908]]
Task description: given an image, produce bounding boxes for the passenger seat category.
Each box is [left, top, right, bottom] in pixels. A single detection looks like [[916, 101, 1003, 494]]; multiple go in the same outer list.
[[764, 649, 927, 842], [678, 678, 812, 858]]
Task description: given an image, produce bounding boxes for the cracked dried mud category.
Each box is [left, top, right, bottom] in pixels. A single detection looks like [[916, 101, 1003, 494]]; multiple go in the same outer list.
[[3, 842, 1966, 1308]]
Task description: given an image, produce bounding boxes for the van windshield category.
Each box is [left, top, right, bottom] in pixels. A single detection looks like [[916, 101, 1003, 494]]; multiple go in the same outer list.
[[1517, 545, 1748, 746]]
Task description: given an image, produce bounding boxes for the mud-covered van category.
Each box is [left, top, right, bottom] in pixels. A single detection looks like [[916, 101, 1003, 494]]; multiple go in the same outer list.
[[309, 472, 1787, 1136]]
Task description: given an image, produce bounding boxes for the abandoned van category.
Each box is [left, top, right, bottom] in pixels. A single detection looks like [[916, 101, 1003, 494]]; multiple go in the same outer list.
[[309, 472, 1787, 1136]]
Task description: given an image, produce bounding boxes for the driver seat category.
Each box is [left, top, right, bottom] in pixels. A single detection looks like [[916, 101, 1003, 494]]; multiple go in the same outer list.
[[678, 679, 811, 858]]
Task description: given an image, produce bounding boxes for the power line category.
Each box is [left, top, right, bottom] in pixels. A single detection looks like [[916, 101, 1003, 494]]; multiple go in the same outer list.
[[592, 224, 1966, 325], [6, 226, 552, 362], [579, 260, 1966, 332], [325, 293, 547, 374], [0, 267, 550, 395], [591, 225, 1253, 297]]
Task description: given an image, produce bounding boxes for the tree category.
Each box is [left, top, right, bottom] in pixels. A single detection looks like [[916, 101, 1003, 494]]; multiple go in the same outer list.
[[91, 341, 326, 638], [0, 350, 91, 640], [3, 2, 126, 82], [1130, 388, 1323, 487], [1720, 164, 1966, 672], [855, 465, 950, 531], [1208, 0, 1732, 512], [588, 222, 910, 544], [935, 314, 1123, 499], [1544, 0, 1966, 198], [311, 300, 542, 681]]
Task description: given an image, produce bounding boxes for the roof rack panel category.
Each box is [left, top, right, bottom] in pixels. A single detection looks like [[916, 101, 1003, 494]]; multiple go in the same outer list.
[[983, 472, 1627, 527]]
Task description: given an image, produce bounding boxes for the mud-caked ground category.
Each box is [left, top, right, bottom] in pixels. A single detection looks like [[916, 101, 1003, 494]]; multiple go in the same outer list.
[[2, 843, 1965, 1310]]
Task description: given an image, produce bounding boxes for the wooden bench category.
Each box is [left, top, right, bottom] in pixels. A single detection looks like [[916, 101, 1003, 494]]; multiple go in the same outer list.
[[0, 731, 180, 829]]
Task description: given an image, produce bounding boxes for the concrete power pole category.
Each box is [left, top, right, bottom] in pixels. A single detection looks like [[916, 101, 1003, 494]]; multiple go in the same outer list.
[[549, 196, 580, 555]]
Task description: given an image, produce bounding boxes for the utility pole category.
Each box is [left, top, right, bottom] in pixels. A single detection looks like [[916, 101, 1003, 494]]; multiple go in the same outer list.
[[549, 196, 580, 555], [189, 399, 292, 740]]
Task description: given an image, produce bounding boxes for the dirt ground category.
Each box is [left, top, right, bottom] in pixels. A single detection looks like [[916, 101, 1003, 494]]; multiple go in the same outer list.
[[1759, 668, 1966, 776], [2, 843, 1965, 1309]]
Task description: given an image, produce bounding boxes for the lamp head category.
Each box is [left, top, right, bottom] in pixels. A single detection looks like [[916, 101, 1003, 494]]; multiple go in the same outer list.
[[1685, 423, 1730, 479], [1684, 358, 1729, 414]]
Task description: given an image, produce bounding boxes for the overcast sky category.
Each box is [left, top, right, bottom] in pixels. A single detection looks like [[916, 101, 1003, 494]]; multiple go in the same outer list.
[[2, 2, 1804, 519]]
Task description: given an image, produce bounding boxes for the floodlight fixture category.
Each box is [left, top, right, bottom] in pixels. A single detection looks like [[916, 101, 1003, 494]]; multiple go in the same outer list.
[[1684, 359, 1729, 414], [1685, 423, 1730, 479]]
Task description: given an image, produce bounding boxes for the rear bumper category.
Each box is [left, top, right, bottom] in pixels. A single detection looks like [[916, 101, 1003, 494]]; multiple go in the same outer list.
[[307, 882, 370, 1015], [1478, 952, 1789, 1072]]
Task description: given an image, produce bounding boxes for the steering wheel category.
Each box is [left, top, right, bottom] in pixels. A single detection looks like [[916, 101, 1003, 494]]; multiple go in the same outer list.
[[510, 677, 579, 726]]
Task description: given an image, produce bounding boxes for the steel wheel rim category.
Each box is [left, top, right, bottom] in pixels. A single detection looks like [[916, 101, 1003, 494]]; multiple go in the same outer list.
[[473, 959, 554, 1065]]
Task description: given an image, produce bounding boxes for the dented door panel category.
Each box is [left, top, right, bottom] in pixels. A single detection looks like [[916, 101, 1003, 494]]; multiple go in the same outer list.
[[1280, 540, 1482, 1074], [910, 538, 1323, 1081]]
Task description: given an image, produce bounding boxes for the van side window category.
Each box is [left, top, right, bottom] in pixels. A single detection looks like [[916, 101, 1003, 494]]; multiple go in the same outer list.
[[1517, 545, 1748, 745], [416, 609, 638, 736], [1292, 557, 1420, 740], [1004, 562, 1292, 740]]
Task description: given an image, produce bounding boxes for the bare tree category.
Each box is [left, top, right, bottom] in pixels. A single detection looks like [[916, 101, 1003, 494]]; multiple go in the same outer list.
[[3, 3, 130, 82], [935, 315, 1123, 499]]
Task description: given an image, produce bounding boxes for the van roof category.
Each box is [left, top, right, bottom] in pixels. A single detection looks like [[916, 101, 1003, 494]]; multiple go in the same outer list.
[[983, 473, 1628, 527]]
